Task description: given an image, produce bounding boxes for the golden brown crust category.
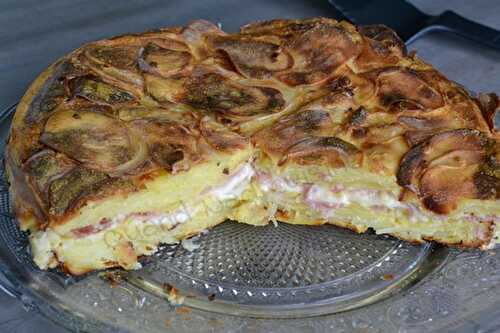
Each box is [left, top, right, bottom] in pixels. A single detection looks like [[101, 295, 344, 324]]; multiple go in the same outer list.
[[397, 129, 499, 214], [477, 93, 500, 135], [6, 18, 500, 243], [275, 208, 494, 249]]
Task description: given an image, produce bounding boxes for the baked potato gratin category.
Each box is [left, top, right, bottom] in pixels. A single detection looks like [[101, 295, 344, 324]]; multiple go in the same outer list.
[[5, 18, 500, 275]]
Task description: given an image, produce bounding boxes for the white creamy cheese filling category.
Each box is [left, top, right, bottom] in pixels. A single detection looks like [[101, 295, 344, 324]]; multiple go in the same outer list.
[[304, 185, 403, 210], [31, 231, 57, 269], [255, 171, 499, 227], [207, 163, 255, 200], [70, 162, 255, 239], [33, 162, 500, 269], [32, 162, 256, 269], [302, 184, 435, 222]]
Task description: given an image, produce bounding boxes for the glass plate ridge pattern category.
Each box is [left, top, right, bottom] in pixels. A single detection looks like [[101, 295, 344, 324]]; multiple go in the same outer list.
[[125, 222, 435, 317]]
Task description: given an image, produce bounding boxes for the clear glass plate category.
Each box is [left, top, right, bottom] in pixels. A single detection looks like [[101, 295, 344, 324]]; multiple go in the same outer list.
[[1, 104, 500, 333], [127, 222, 438, 318]]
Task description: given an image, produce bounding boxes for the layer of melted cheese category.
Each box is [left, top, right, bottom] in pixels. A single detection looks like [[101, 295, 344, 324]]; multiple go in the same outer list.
[[252, 168, 500, 248], [31, 159, 500, 274], [31, 151, 254, 274]]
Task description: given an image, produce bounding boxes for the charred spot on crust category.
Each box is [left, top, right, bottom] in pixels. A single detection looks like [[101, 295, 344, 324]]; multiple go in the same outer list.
[[68, 76, 134, 104], [150, 145, 185, 171], [474, 172, 500, 199], [482, 154, 500, 178], [40, 80, 66, 112], [183, 72, 254, 111], [276, 109, 333, 133], [346, 107, 367, 127], [477, 93, 500, 132], [397, 129, 499, 213], [277, 21, 360, 86], [79, 43, 144, 92], [138, 42, 192, 77], [398, 116, 443, 130], [41, 107, 140, 173], [280, 136, 361, 167], [86, 45, 140, 69], [210, 35, 292, 79], [359, 25, 407, 56], [182, 71, 284, 118], [240, 18, 334, 36], [200, 116, 248, 151], [25, 65, 69, 126], [22, 150, 75, 208], [370, 68, 444, 112], [294, 109, 331, 132], [49, 168, 136, 217], [48, 167, 109, 216], [127, 117, 201, 173], [260, 87, 285, 111], [422, 195, 450, 215], [326, 75, 352, 93], [396, 144, 426, 187]]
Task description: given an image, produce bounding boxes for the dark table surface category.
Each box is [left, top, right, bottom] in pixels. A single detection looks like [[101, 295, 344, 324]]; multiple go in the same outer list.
[[1, 0, 499, 332]]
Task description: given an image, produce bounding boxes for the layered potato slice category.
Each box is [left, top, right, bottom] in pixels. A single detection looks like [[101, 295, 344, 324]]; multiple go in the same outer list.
[[9, 93, 253, 274], [5, 18, 500, 274]]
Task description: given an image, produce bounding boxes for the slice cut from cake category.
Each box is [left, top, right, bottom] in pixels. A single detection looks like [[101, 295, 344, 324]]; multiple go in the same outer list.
[[5, 18, 500, 274]]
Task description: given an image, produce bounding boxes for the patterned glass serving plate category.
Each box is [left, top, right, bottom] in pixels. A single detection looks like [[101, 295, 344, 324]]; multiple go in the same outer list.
[[1, 103, 500, 333]]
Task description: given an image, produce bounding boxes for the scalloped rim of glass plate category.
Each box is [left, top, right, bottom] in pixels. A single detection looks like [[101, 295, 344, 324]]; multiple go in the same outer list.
[[120, 235, 449, 319], [0, 253, 114, 333], [0, 105, 113, 332], [0, 234, 450, 323], [123, 242, 450, 318]]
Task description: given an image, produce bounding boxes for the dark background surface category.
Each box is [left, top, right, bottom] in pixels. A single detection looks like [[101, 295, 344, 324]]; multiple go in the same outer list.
[[0, 1, 499, 332]]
